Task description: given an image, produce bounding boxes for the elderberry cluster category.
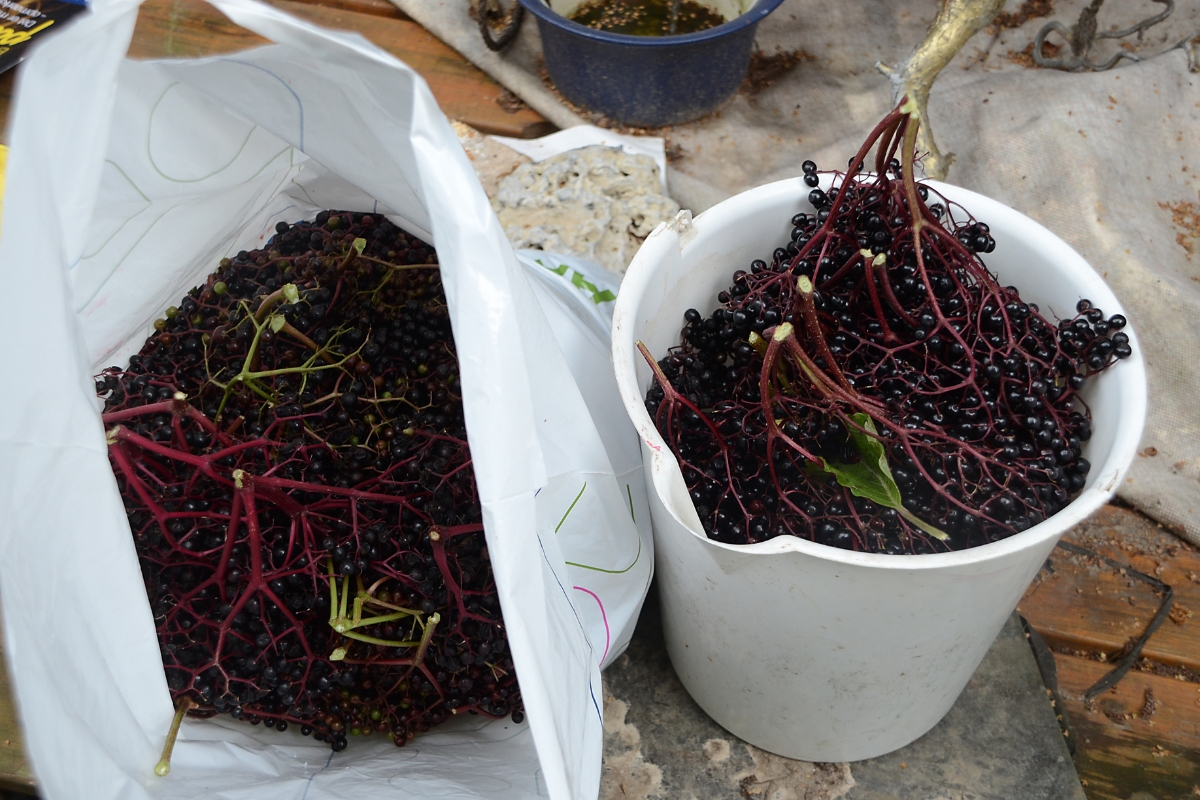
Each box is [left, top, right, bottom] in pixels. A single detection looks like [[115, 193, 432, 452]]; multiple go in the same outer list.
[[101, 211, 523, 752], [645, 155, 1132, 554]]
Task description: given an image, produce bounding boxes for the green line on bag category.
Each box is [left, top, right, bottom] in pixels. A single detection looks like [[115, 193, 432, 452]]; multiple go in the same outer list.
[[148, 83, 258, 184], [570, 270, 617, 304], [554, 482, 587, 533], [536, 259, 617, 304], [536, 258, 569, 276], [81, 160, 151, 260], [627, 484, 635, 523], [566, 537, 642, 575]]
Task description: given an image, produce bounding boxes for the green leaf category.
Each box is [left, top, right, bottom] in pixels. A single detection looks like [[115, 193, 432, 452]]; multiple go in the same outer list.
[[819, 414, 902, 509], [283, 283, 300, 304], [818, 413, 949, 541], [353, 237, 367, 255], [269, 314, 286, 333]]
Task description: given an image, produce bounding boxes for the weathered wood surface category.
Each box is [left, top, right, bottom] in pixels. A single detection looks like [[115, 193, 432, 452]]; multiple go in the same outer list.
[[1055, 654, 1200, 800], [1018, 505, 1200, 800], [1021, 506, 1200, 672]]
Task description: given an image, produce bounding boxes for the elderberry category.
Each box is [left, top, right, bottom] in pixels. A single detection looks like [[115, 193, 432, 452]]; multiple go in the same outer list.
[[644, 103, 1133, 555], [100, 210, 524, 752]]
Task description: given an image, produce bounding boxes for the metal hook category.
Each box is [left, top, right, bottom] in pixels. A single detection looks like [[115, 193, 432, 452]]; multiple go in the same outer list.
[[477, 0, 526, 52]]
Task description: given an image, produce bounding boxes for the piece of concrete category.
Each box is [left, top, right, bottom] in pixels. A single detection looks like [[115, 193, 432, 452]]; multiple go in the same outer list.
[[602, 589, 1085, 800], [451, 120, 532, 199], [492, 145, 679, 274]]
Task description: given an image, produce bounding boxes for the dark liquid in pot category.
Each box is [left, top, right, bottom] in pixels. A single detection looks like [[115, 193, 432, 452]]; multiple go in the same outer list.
[[569, 0, 729, 36]]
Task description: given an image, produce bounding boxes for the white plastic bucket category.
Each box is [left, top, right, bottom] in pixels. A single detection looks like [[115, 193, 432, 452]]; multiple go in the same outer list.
[[611, 177, 1147, 761]]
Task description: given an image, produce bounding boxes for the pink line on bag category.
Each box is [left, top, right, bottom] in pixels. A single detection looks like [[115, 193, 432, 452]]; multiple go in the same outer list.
[[573, 586, 611, 664]]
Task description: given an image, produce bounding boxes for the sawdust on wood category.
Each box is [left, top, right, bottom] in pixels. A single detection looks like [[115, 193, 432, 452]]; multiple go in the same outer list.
[[1140, 687, 1159, 719]]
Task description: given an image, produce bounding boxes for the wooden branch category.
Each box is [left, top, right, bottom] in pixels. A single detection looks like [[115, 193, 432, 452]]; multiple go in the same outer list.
[[877, 0, 1004, 180]]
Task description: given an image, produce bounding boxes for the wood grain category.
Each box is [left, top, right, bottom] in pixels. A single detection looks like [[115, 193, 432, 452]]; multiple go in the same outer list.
[[1018, 505, 1200, 800], [298, 0, 410, 19], [128, 0, 552, 138], [1019, 506, 1200, 672], [1055, 653, 1200, 800]]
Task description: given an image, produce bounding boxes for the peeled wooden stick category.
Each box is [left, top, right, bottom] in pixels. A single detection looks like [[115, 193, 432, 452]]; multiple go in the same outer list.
[[877, 0, 1004, 180]]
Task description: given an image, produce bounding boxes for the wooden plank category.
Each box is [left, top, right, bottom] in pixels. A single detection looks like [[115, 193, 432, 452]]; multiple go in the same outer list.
[[301, 0, 410, 19], [128, 0, 268, 58], [1019, 505, 1200, 673], [1019, 506, 1200, 799], [1054, 652, 1200, 800], [128, 0, 552, 138], [0, 643, 35, 795], [0, 69, 15, 147]]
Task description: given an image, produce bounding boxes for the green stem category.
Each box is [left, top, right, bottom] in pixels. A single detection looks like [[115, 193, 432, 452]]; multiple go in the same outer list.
[[341, 630, 422, 648], [338, 603, 416, 633], [410, 612, 440, 668], [154, 696, 195, 777], [899, 506, 950, 541], [358, 256, 438, 270]]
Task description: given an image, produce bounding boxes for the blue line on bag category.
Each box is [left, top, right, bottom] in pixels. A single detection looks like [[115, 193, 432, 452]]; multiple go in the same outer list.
[[535, 532, 603, 724], [588, 675, 601, 723], [220, 58, 306, 151], [298, 751, 335, 800]]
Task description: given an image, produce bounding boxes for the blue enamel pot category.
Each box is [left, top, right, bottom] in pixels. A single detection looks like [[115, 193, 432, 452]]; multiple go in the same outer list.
[[519, 0, 786, 126]]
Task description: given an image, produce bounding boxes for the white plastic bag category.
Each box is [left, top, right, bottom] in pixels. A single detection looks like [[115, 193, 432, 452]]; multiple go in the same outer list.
[[0, 1, 652, 797]]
